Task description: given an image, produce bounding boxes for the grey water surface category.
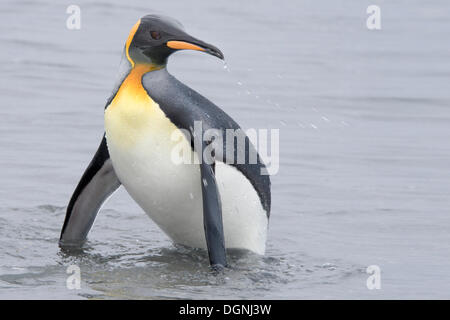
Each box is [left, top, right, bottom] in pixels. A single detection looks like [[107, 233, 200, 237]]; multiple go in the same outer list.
[[0, 0, 449, 299]]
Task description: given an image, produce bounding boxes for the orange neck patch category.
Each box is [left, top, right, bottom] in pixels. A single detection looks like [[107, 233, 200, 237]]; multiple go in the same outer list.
[[113, 63, 160, 104], [105, 63, 167, 148]]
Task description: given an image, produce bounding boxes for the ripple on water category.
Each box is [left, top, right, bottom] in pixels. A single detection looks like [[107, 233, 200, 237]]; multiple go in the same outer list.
[[0, 204, 365, 299]]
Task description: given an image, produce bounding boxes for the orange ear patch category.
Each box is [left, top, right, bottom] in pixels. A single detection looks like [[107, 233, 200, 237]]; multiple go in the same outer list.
[[126, 19, 141, 67]]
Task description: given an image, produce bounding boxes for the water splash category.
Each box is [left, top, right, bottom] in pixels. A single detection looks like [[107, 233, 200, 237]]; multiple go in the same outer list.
[[222, 61, 230, 73], [220, 61, 345, 130]]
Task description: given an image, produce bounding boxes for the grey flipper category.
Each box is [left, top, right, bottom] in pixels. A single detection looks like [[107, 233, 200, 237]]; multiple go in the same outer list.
[[200, 143, 227, 268], [59, 135, 121, 248]]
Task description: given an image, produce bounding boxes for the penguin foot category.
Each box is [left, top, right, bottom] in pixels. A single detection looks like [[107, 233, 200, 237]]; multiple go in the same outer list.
[[210, 263, 227, 275]]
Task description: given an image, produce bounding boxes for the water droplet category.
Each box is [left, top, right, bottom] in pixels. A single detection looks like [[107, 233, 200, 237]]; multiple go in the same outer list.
[[202, 179, 208, 187], [222, 61, 230, 73], [310, 123, 318, 129]]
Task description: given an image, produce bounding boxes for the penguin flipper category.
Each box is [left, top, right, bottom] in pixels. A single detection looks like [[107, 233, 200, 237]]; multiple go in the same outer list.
[[59, 135, 121, 248], [199, 155, 227, 269]]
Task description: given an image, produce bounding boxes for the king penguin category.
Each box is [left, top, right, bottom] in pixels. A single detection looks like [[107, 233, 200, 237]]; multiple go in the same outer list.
[[59, 14, 271, 269]]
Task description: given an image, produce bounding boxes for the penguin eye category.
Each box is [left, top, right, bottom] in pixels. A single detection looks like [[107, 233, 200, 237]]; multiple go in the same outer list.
[[150, 31, 161, 40]]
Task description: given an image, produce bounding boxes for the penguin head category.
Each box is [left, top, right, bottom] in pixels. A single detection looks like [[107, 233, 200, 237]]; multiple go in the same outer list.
[[126, 15, 224, 67]]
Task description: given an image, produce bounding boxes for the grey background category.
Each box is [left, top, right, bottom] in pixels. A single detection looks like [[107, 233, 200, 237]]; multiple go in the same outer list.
[[0, 0, 449, 298]]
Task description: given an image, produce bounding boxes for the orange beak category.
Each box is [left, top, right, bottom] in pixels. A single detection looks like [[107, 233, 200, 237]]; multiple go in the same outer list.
[[166, 41, 206, 52], [166, 39, 224, 59]]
